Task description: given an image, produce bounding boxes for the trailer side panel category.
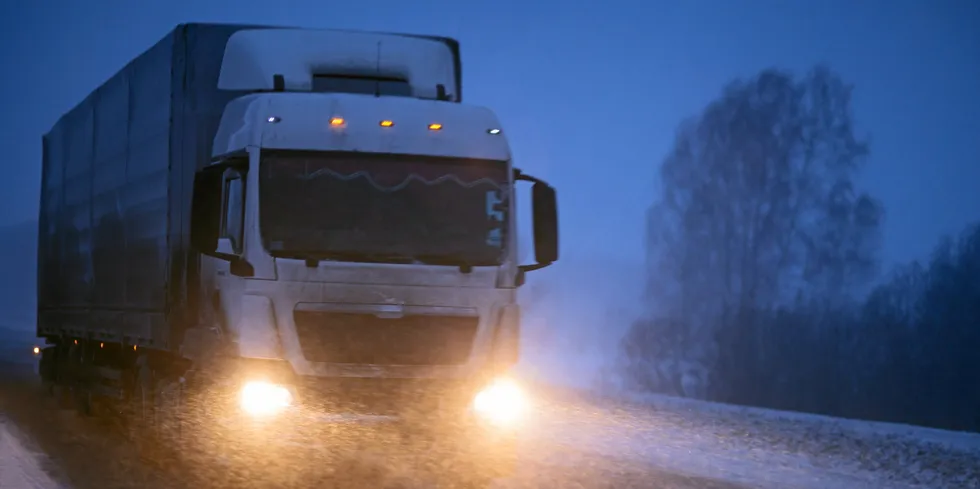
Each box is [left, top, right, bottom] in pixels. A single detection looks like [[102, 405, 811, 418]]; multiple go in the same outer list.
[[38, 30, 178, 348]]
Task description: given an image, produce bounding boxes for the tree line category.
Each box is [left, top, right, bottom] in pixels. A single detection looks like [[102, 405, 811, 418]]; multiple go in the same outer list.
[[620, 65, 980, 433]]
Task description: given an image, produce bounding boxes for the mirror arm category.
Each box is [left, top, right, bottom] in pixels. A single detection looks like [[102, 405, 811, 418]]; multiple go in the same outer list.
[[515, 261, 553, 287], [518, 262, 552, 273], [513, 169, 546, 185], [200, 158, 246, 180], [230, 257, 255, 277], [207, 250, 237, 261], [201, 250, 254, 277]]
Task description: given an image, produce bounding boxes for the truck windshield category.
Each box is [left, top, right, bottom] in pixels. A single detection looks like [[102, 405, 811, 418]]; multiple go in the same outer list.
[[259, 151, 510, 266]]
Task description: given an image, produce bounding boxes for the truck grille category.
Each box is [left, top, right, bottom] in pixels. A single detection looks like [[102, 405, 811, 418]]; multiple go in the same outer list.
[[295, 377, 468, 416], [293, 311, 479, 365]]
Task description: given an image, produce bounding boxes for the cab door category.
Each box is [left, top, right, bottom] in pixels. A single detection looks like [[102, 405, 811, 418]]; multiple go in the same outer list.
[[212, 162, 247, 337]]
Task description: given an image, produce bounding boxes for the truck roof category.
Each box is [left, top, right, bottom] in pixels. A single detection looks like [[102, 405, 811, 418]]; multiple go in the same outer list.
[[214, 92, 510, 161], [219, 27, 461, 102], [45, 23, 464, 137]]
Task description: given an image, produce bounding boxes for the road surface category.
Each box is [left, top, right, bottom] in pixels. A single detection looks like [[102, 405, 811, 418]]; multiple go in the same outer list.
[[0, 359, 749, 489], [1, 415, 63, 488]]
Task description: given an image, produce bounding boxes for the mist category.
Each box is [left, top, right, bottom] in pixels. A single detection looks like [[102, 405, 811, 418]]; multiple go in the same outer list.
[[516, 255, 644, 391], [0, 221, 36, 328]]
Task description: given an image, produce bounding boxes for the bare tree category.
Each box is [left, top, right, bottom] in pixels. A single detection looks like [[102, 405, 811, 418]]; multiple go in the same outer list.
[[626, 66, 883, 399]]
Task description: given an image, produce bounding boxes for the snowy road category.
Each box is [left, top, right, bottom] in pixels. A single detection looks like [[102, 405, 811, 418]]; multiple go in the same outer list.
[[0, 360, 745, 489], [2, 355, 978, 489], [525, 388, 980, 489], [0, 416, 63, 489]]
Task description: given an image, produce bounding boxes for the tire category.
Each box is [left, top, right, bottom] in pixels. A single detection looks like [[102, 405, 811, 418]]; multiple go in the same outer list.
[[126, 356, 159, 458], [65, 343, 93, 415]]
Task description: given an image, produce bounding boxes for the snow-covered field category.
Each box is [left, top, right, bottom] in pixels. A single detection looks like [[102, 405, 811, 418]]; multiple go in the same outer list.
[[527, 386, 980, 489], [0, 416, 62, 489]]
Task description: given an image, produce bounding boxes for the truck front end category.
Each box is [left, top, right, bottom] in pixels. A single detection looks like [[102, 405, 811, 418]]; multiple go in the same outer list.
[[185, 77, 558, 484]]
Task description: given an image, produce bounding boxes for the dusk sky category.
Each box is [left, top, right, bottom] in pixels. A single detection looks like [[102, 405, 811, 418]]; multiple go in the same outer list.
[[3, 0, 978, 270]]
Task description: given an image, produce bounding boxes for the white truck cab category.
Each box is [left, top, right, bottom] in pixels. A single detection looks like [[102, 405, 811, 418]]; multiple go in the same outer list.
[[186, 28, 558, 448]]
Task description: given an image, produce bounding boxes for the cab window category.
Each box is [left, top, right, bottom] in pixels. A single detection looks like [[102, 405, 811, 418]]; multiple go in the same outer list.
[[219, 169, 245, 254]]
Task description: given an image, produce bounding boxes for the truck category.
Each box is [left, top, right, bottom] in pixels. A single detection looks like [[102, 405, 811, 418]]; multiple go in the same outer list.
[[35, 23, 558, 487]]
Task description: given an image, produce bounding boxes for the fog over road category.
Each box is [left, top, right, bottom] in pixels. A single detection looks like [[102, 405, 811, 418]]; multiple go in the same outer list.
[[0, 353, 748, 489]]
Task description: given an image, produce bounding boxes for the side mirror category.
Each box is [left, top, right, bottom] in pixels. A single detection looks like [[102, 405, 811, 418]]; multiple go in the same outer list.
[[216, 237, 235, 255], [530, 182, 559, 265], [190, 165, 226, 255], [217, 237, 254, 277], [514, 170, 559, 280]]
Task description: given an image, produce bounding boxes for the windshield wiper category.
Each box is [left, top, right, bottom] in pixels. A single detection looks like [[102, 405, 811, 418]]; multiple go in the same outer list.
[[411, 254, 484, 274], [271, 250, 416, 266], [271, 250, 486, 274]]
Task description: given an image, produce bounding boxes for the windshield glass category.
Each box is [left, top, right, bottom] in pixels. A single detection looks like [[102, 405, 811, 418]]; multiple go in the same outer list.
[[259, 151, 510, 266]]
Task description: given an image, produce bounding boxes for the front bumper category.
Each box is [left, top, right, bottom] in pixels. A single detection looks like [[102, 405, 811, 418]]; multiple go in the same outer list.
[[196, 378, 521, 481]]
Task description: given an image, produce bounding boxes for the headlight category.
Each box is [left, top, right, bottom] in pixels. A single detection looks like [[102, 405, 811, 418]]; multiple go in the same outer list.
[[472, 378, 527, 427], [240, 380, 293, 417]]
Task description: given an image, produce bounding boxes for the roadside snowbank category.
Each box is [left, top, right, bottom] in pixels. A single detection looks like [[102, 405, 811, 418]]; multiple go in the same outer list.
[[536, 386, 980, 489], [0, 416, 63, 489]]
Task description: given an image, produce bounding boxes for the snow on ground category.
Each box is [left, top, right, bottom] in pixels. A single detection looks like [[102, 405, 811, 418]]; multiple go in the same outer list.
[[525, 386, 980, 489], [0, 416, 63, 489]]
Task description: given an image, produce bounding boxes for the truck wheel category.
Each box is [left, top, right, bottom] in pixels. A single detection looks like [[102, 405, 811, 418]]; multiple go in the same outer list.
[[51, 345, 74, 410], [39, 345, 64, 402], [67, 343, 93, 415], [127, 357, 158, 457]]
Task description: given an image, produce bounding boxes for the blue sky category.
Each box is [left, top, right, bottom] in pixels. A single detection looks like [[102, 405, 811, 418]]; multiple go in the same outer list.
[[2, 0, 978, 270]]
